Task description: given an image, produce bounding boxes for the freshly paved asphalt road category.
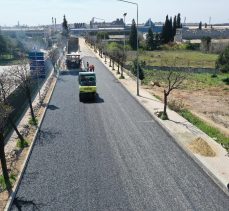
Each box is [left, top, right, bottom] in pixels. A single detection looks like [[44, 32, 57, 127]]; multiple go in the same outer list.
[[11, 48, 229, 210]]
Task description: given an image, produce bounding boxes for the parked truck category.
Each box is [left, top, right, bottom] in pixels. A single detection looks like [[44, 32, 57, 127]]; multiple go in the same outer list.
[[66, 37, 81, 69]]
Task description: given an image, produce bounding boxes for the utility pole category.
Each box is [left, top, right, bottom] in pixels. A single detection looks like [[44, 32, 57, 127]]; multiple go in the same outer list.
[[123, 13, 127, 54], [117, 0, 140, 96]]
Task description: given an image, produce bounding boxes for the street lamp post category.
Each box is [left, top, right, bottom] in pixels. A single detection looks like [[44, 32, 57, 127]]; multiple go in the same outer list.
[[123, 13, 127, 54], [123, 13, 127, 53], [117, 0, 139, 96], [93, 17, 106, 56]]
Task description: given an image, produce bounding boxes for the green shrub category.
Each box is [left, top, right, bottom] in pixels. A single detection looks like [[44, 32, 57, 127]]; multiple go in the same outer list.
[[211, 74, 218, 78], [185, 42, 200, 50], [29, 117, 38, 126], [131, 59, 145, 80], [0, 174, 16, 190], [222, 77, 229, 85], [17, 139, 29, 149], [216, 46, 229, 73]]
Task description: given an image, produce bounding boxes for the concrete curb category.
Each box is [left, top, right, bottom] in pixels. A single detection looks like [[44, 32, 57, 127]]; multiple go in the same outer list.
[[4, 74, 59, 211], [86, 43, 229, 196]]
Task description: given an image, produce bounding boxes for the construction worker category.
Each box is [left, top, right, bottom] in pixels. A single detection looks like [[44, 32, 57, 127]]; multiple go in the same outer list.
[[86, 62, 89, 71], [91, 65, 95, 72]]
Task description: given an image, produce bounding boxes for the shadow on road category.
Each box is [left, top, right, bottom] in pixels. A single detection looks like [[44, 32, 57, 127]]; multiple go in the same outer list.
[[47, 105, 59, 110], [60, 69, 80, 76], [12, 197, 45, 211], [80, 93, 104, 104]]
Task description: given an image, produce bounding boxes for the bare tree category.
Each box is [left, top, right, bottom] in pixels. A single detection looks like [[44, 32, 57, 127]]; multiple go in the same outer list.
[[120, 51, 127, 79], [162, 70, 186, 119], [49, 47, 60, 74], [9, 59, 37, 124], [109, 54, 112, 67], [0, 72, 25, 144], [0, 102, 12, 194], [104, 48, 107, 64]]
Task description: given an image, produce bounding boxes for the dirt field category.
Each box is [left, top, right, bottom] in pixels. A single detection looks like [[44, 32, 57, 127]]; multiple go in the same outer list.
[[145, 85, 229, 136]]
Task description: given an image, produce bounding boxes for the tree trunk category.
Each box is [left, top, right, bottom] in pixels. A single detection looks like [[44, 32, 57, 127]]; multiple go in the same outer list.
[[117, 63, 120, 74], [121, 64, 124, 77], [105, 55, 107, 63], [163, 90, 168, 116], [53, 64, 56, 74], [0, 133, 12, 194], [109, 58, 112, 67], [3, 97, 24, 143], [9, 116, 24, 143], [26, 88, 36, 123], [112, 60, 115, 70]]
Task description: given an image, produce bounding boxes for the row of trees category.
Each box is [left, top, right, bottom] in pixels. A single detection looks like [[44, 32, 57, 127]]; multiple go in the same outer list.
[[86, 34, 145, 80], [86, 35, 187, 120], [74, 23, 86, 29], [146, 28, 161, 50], [0, 34, 26, 59], [199, 22, 214, 30], [129, 19, 159, 51], [161, 13, 182, 44], [0, 45, 61, 194], [0, 59, 36, 193], [128, 14, 182, 51], [216, 46, 229, 73], [86, 37, 127, 78]]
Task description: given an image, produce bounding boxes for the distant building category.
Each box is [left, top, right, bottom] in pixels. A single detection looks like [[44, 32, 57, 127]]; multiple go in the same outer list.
[[174, 28, 183, 42], [89, 18, 124, 29], [70, 18, 162, 36], [138, 19, 162, 33]]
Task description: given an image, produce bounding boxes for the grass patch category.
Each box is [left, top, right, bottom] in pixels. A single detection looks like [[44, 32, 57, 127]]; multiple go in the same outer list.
[[0, 173, 16, 191], [127, 50, 218, 68], [143, 69, 229, 90], [0, 55, 21, 65], [180, 109, 229, 151], [16, 139, 29, 149], [28, 117, 38, 126]]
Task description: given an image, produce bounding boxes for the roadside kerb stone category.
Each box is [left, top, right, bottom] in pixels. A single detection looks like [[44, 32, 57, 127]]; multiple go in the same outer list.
[[84, 39, 229, 195]]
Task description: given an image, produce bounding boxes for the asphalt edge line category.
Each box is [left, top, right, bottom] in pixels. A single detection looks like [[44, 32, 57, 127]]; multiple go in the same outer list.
[[86, 43, 229, 196], [4, 74, 59, 211]]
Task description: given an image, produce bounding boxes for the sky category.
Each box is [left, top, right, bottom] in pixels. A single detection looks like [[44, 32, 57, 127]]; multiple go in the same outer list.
[[0, 0, 228, 26]]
